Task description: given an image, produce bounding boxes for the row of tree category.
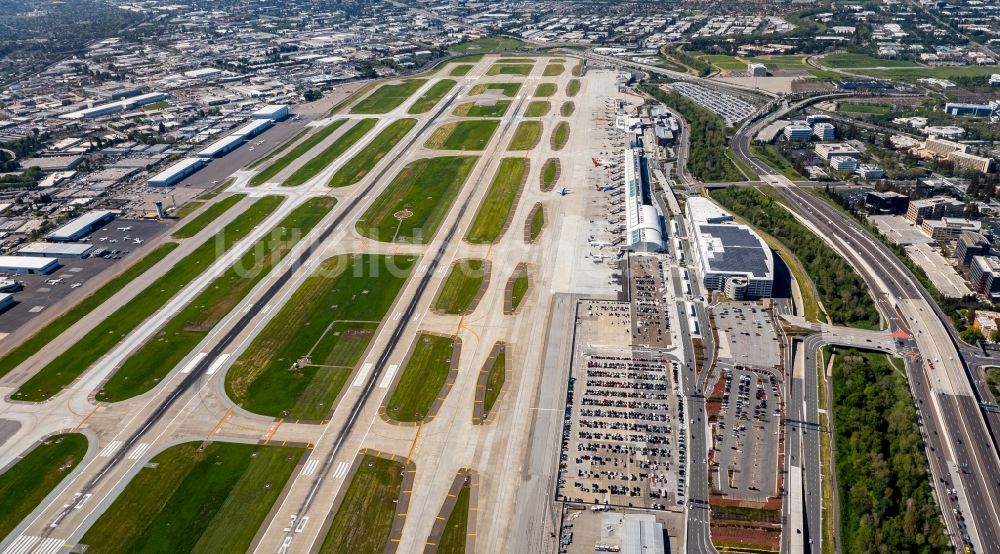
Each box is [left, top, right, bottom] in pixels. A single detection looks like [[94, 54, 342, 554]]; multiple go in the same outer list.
[[711, 187, 881, 328]]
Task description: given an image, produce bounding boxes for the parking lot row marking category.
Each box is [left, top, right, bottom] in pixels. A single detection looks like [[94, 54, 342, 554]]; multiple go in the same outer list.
[[332, 461, 350, 479], [379, 364, 400, 389], [352, 363, 374, 387], [97, 440, 122, 458], [206, 353, 231, 376], [301, 459, 319, 477], [180, 352, 208, 374], [127, 442, 151, 461]]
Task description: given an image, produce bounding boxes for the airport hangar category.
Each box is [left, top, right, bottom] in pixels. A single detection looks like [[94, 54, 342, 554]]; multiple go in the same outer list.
[[46, 210, 115, 242], [686, 196, 774, 299], [0, 256, 59, 275]]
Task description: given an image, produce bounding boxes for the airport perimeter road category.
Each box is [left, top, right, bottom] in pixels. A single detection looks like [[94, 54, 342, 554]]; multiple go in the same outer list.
[[732, 119, 1000, 552]]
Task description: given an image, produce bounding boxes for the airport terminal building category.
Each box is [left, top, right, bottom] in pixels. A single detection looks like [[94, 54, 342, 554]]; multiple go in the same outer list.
[[623, 141, 665, 253], [686, 197, 773, 299]]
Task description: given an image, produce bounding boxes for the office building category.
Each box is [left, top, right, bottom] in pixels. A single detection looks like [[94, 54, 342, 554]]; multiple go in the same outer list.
[[686, 197, 773, 299], [905, 196, 965, 223], [814, 142, 861, 161], [956, 231, 990, 266], [812, 122, 836, 141], [922, 217, 980, 241], [783, 121, 812, 142], [829, 155, 858, 172], [948, 151, 995, 174], [855, 164, 885, 179], [945, 102, 994, 118], [971, 255, 1000, 299], [864, 191, 909, 214]]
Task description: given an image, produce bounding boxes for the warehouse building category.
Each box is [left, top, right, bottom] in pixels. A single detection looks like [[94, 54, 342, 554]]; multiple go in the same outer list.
[[686, 197, 773, 299], [61, 92, 168, 120], [252, 104, 289, 120], [47, 210, 115, 242], [0, 256, 59, 275], [17, 242, 93, 258], [148, 158, 206, 187], [0, 293, 14, 312]]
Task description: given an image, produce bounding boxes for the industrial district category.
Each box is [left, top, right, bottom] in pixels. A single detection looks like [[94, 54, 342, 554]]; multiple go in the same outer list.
[[0, 1, 999, 554]]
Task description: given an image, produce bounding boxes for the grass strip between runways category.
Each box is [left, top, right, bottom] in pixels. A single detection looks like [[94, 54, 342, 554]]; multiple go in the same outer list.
[[466, 158, 526, 243], [350, 79, 428, 114], [0, 243, 178, 380], [80, 442, 302, 554], [97, 197, 336, 402], [250, 120, 347, 186], [318, 454, 405, 554], [12, 196, 284, 402], [408, 79, 457, 114], [434, 260, 487, 314], [437, 481, 471, 554], [282, 119, 377, 186], [328, 119, 416, 188], [385, 333, 456, 422], [172, 194, 245, 238], [0, 434, 87, 540], [226, 254, 416, 420]]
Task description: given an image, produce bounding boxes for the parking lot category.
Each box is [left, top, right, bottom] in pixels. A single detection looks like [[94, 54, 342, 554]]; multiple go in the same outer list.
[[557, 300, 685, 510], [712, 301, 781, 368], [628, 255, 671, 348], [667, 82, 755, 126], [711, 366, 782, 502], [0, 219, 167, 333]]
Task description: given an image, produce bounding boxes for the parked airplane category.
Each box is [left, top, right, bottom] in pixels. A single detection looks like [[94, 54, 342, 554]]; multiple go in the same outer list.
[[558, 187, 570, 196], [70, 283, 82, 289], [117, 226, 132, 231], [595, 184, 615, 191], [99, 237, 108, 242], [45, 278, 64, 285], [592, 158, 618, 167], [133, 238, 143, 244]]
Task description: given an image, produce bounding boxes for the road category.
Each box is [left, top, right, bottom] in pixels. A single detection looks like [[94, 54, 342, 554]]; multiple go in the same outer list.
[[732, 110, 1000, 553]]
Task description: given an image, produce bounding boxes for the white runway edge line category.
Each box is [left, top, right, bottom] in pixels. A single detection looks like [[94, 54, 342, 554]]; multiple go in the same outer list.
[[206, 353, 231, 376], [332, 461, 350, 479], [300, 459, 319, 477], [97, 441, 122, 457], [3, 536, 62, 554], [180, 352, 208, 374], [352, 363, 373, 387], [127, 442, 151, 461], [378, 364, 400, 389]]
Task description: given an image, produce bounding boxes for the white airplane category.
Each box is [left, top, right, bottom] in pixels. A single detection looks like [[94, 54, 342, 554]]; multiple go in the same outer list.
[[558, 187, 570, 196], [595, 183, 615, 192], [99, 237, 108, 242], [133, 238, 143, 244], [70, 283, 82, 289], [117, 226, 132, 231], [45, 278, 64, 285]]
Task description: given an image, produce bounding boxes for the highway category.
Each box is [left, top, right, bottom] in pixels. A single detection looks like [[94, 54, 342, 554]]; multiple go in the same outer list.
[[732, 109, 1000, 553]]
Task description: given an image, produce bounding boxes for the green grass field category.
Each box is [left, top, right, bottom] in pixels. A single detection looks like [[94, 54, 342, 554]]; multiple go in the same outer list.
[[249, 128, 308, 169], [837, 102, 891, 114], [283, 119, 377, 186], [700, 54, 746, 70], [524, 100, 550, 117], [540, 158, 559, 191], [226, 254, 415, 419], [486, 64, 532, 76], [746, 55, 811, 70], [385, 333, 456, 422], [551, 121, 569, 150], [543, 63, 564, 76], [533, 82, 557, 97], [408, 79, 457, 114], [425, 120, 499, 151], [448, 36, 531, 55], [449, 64, 473, 76], [466, 158, 525, 244], [527, 204, 544, 242], [13, 197, 284, 402], [572, 61, 582, 76], [0, 434, 87, 539], [81, 442, 302, 554], [483, 349, 506, 414], [860, 65, 1000, 79], [469, 83, 521, 97], [436, 481, 471, 554], [508, 121, 542, 151], [434, 259, 487, 314], [0, 243, 177, 380], [351, 79, 428, 114], [318, 454, 405, 554], [356, 156, 477, 243], [510, 266, 529, 312], [560, 101, 575, 117], [453, 101, 511, 117], [497, 57, 535, 63], [751, 144, 803, 181], [566, 79, 580, 97], [328, 118, 416, 188], [172, 195, 245, 238], [821, 52, 919, 69], [250, 121, 347, 186], [98, 197, 336, 402]]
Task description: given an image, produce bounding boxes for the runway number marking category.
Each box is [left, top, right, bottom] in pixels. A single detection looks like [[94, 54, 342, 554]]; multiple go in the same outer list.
[[352, 363, 374, 387], [127, 443, 151, 461], [72, 493, 92, 510], [332, 461, 350, 479], [277, 536, 292, 554], [97, 441, 122, 457], [294, 516, 309, 533], [301, 459, 319, 477], [379, 364, 400, 389]]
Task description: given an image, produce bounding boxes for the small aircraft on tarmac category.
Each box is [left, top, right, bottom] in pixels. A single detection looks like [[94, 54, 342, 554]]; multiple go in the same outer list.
[[117, 226, 132, 232], [133, 238, 143, 244], [70, 283, 82, 289], [45, 278, 64, 285], [595, 183, 615, 192], [558, 187, 570, 196]]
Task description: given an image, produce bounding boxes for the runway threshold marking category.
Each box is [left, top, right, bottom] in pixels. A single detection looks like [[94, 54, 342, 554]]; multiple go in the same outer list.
[[208, 407, 234, 438], [97, 440, 122, 457], [332, 461, 350, 479], [406, 421, 423, 464], [127, 442, 151, 461], [300, 459, 320, 477], [3, 536, 63, 554], [71, 403, 101, 432]]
